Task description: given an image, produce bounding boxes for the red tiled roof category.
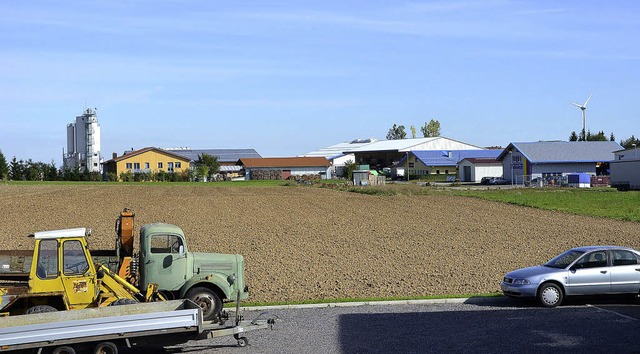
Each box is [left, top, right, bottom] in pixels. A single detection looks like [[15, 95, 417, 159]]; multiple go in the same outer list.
[[238, 157, 330, 168]]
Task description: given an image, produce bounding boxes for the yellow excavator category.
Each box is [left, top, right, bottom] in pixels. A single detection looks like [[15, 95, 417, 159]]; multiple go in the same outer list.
[[0, 226, 162, 316]]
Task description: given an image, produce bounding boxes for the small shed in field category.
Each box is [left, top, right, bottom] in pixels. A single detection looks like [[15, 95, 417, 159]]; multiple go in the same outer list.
[[458, 158, 503, 183], [237, 157, 331, 180]]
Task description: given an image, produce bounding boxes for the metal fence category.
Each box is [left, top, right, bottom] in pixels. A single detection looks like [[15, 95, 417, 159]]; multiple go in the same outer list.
[[513, 174, 611, 188]]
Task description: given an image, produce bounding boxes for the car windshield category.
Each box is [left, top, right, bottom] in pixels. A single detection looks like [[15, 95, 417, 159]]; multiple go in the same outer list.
[[544, 250, 585, 268]]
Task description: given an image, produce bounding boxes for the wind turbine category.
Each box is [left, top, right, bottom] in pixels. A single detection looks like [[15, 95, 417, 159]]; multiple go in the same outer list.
[[571, 94, 592, 141]]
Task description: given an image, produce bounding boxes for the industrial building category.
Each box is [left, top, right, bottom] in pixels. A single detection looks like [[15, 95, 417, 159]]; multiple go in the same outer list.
[[63, 108, 102, 174], [166, 148, 262, 180], [498, 141, 622, 184], [610, 146, 640, 190], [237, 157, 331, 180]]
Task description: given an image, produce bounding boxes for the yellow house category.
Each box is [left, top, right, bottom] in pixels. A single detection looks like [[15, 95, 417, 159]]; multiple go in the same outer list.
[[102, 147, 191, 180]]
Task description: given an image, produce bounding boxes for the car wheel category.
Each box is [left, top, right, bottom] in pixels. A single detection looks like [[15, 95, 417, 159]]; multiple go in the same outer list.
[[538, 283, 563, 307]]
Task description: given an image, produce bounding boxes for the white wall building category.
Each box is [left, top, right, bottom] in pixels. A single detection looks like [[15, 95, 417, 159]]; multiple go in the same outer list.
[[63, 108, 102, 173], [610, 147, 640, 190], [458, 158, 503, 183]]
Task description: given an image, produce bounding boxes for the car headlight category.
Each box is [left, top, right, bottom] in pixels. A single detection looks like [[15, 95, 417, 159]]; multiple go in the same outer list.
[[513, 279, 531, 285]]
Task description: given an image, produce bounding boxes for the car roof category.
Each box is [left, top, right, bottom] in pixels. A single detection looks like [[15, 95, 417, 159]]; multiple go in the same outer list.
[[570, 245, 637, 252]]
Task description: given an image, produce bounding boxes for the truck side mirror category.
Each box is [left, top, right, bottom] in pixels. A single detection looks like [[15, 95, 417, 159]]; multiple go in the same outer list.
[[179, 245, 184, 256], [96, 268, 105, 280]]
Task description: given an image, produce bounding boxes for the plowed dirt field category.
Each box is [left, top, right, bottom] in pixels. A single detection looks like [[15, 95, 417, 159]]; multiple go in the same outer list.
[[1, 184, 637, 303]]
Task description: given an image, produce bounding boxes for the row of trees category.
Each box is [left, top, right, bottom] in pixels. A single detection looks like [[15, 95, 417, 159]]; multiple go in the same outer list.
[[567, 130, 640, 149], [387, 119, 441, 140], [0, 150, 222, 182]]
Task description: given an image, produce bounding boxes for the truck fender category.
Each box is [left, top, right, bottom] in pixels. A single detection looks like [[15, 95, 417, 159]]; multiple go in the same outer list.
[[179, 273, 232, 301]]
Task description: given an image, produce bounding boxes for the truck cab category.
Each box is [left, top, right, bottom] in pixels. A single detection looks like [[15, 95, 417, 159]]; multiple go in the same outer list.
[[1, 228, 100, 315], [138, 223, 248, 321]]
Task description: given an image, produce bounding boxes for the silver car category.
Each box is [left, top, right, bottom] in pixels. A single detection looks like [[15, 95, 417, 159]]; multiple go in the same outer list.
[[501, 246, 640, 307]]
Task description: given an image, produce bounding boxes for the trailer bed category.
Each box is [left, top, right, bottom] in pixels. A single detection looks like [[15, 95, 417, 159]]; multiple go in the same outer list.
[[0, 300, 273, 352]]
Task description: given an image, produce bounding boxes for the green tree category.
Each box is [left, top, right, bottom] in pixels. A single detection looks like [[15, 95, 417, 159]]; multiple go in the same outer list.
[[610, 132, 616, 141], [194, 154, 220, 182], [587, 130, 607, 141], [410, 125, 417, 138], [9, 157, 24, 180], [421, 119, 441, 137], [386, 124, 407, 140], [620, 135, 640, 149], [342, 159, 358, 181], [569, 131, 579, 141], [0, 150, 8, 180]]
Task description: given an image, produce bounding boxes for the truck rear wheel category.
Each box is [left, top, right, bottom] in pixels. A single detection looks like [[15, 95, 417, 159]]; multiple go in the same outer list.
[[186, 287, 222, 321], [93, 341, 118, 354], [52, 346, 76, 354], [25, 305, 57, 314]]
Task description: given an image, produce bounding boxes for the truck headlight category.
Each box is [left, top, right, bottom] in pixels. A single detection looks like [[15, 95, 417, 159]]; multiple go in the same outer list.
[[227, 274, 236, 285], [513, 279, 530, 285]]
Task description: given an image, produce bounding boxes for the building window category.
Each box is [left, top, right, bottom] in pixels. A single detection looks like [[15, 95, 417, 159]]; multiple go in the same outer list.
[[175, 162, 182, 168], [408, 162, 414, 168], [145, 162, 150, 169], [134, 163, 140, 170], [158, 162, 163, 169], [436, 170, 440, 174], [126, 163, 132, 170], [445, 170, 449, 174]]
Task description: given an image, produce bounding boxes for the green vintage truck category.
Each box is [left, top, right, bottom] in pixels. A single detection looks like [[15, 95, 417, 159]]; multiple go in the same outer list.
[[88, 209, 249, 322]]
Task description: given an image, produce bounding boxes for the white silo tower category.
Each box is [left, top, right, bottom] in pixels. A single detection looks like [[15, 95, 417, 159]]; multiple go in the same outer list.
[[63, 108, 102, 174]]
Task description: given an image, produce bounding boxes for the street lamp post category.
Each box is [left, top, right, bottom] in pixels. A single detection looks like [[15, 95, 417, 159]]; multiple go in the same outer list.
[[633, 144, 637, 159]]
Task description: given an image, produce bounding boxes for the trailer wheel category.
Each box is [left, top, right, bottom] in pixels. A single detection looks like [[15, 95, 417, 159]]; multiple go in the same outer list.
[[93, 341, 118, 354], [186, 287, 222, 321], [236, 337, 248, 347], [25, 305, 57, 314], [52, 346, 76, 354]]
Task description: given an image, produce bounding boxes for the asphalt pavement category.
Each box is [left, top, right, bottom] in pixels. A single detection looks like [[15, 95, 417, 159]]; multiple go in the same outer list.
[[148, 296, 640, 354]]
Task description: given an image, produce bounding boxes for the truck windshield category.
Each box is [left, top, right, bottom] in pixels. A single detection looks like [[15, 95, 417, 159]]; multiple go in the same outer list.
[[545, 250, 585, 269], [37, 239, 58, 279], [63, 240, 90, 275]]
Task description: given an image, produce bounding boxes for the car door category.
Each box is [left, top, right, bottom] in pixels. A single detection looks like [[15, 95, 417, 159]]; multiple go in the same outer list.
[[566, 251, 611, 295], [609, 250, 640, 293]]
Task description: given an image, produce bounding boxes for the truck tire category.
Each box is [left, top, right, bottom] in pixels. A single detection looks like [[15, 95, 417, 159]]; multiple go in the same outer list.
[[93, 341, 118, 354], [25, 305, 57, 314], [52, 346, 76, 354], [186, 287, 222, 321], [108, 299, 138, 306]]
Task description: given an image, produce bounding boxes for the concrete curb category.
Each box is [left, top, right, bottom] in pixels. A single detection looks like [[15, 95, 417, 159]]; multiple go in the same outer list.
[[230, 297, 498, 312]]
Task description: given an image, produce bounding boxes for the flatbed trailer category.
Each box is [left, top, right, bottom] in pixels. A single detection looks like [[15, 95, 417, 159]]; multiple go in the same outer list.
[[0, 299, 274, 353]]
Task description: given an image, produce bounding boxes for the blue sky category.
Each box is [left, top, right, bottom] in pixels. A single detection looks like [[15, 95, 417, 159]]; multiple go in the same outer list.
[[1, 1, 639, 165]]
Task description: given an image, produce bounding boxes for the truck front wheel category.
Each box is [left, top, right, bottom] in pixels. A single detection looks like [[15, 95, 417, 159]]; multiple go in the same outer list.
[[186, 287, 222, 321]]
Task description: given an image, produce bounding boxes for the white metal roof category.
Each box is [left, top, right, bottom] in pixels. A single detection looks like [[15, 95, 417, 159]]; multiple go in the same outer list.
[[346, 137, 482, 153], [301, 139, 377, 159], [32, 228, 88, 239]]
